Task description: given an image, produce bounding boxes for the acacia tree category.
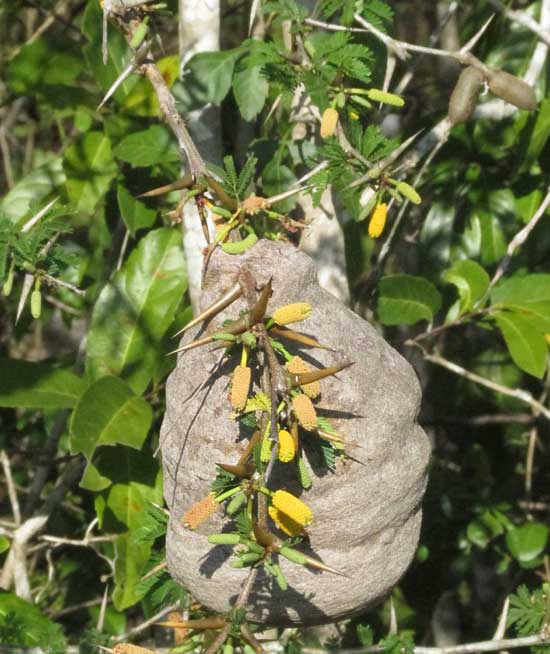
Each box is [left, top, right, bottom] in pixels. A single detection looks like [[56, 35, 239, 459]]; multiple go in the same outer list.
[[1, 0, 550, 651]]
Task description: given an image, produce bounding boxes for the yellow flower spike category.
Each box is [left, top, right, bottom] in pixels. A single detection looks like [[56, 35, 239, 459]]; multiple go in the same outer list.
[[268, 505, 304, 536], [182, 494, 219, 530], [230, 365, 251, 411], [321, 107, 339, 138], [286, 356, 321, 399], [272, 490, 313, 527], [241, 344, 248, 368], [278, 430, 296, 462], [292, 394, 318, 431], [368, 202, 387, 239], [272, 303, 312, 326]]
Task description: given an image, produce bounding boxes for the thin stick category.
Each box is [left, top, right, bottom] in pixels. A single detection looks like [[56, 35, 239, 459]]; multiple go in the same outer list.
[[112, 602, 180, 643], [0, 451, 21, 527]]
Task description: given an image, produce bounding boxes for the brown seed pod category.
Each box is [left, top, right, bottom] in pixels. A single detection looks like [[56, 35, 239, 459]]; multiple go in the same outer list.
[[448, 66, 485, 124], [487, 68, 537, 111]]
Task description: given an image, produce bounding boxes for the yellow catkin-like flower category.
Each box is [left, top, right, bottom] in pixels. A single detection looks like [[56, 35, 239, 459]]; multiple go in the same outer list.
[[320, 107, 339, 138], [368, 202, 387, 239], [292, 394, 317, 431], [278, 429, 296, 462], [272, 303, 312, 326], [230, 365, 251, 411], [114, 645, 156, 654], [272, 490, 313, 527], [268, 505, 304, 536], [182, 494, 219, 530], [286, 356, 321, 399]]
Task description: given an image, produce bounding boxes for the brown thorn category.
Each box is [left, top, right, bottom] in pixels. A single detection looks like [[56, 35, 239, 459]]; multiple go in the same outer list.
[[248, 278, 273, 325], [302, 555, 350, 577], [173, 282, 242, 337], [317, 429, 362, 448], [216, 461, 255, 478], [237, 430, 262, 465], [167, 333, 215, 355], [290, 361, 354, 386], [137, 174, 194, 198], [269, 325, 333, 350], [240, 623, 265, 654], [155, 617, 227, 630]]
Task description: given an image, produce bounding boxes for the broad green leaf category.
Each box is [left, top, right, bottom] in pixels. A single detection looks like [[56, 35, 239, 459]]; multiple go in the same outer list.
[[113, 533, 152, 610], [479, 211, 506, 265], [441, 259, 489, 312], [494, 310, 547, 378], [113, 125, 179, 167], [86, 227, 187, 393], [233, 65, 269, 121], [0, 536, 9, 554], [7, 38, 82, 94], [0, 593, 66, 651], [81, 0, 138, 102], [515, 188, 543, 224], [467, 519, 491, 548], [117, 184, 157, 235], [63, 131, 117, 213], [492, 274, 550, 332], [522, 98, 550, 169], [506, 523, 548, 563], [80, 461, 112, 492], [70, 376, 152, 458], [261, 160, 297, 212], [185, 49, 241, 105], [1, 157, 65, 221], [0, 359, 85, 408], [377, 274, 442, 326]]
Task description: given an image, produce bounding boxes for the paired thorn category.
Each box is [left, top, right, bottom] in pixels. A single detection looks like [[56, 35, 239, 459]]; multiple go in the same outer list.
[[138, 174, 194, 198], [173, 282, 242, 338], [269, 325, 333, 350], [290, 361, 354, 387]]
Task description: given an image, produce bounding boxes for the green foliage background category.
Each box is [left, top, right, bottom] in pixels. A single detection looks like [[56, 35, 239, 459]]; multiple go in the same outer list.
[[0, 0, 549, 651]]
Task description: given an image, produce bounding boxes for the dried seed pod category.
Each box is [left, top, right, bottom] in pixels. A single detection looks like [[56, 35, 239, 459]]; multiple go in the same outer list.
[[448, 66, 485, 124], [272, 302, 312, 326], [230, 365, 251, 411], [286, 356, 321, 399], [272, 490, 313, 527], [182, 494, 219, 530], [292, 394, 317, 431], [278, 429, 296, 462], [320, 107, 339, 138], [368, 203, 387, 239], [268, 505, 303, 536], [487, 68, 537, 111]]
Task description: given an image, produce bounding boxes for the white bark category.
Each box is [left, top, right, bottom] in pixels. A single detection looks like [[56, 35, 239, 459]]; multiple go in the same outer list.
[[179, 0, 221, 312]]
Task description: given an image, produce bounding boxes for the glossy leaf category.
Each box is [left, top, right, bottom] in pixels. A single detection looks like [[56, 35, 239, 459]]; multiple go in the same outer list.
[[494, 310, 547, 378], [63, 131, 117, 213], [492, 274, 550, 332], [70, 376, 152, 458], [113, 125, 180, 167], [479, 211, 506, 265], [1, 157, 65, 221], [0, 359, 85, 408], [441, 259, 489, 312], [117, 184, 157, 236], [86, 227, 187, 393], [377, 274, 442, 325], [233, 65, 269, 121], [113, 532, 152, 610], [522, 98, 550, 169], [506, 523, 548, 563], [185, 49, 241, 104]]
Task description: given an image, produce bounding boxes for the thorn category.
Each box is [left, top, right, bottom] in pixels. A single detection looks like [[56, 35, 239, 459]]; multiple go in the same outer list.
[[155, 617, 227, 630], [96, 582, 109, 633], [266, 185, 314, 205], [16, 273, 34, 325], [290, 361, 354, 386], [269, 325, 333, 350], [264, 93, 282, 125], [303, 555, 350, 578], [21, 196, 59, 233], [97, 37, 151, 110], [389, 596, 398, 635], [216, 461, 255, 478], [248, 278, 273, 325], [317, 429, 362, 448], [492, 596, 510, 640], [248, 0, 261, 35], [173, 282, 242, 338], [460, 14, 495, 54], [138, 175, 194, 198], [381, 54, 397, 98], [167, 334, 215, 356]]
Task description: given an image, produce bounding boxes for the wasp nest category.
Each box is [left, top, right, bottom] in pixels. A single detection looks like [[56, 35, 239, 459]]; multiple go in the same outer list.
[[160, 239, 430, 626]]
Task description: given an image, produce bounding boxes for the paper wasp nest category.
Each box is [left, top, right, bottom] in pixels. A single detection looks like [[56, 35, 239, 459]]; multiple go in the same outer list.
[[160, 240, 430, 626]]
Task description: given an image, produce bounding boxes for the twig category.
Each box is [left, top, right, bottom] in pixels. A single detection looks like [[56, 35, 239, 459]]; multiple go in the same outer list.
[[21, 196, 59, 233], [488, 0, 550, 46], [415, 348, 550, 423], [113, 602, 181, 643], [0, 450, 21, 527], [487, 184, 550, 294], [41, 273, 86, 296]]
